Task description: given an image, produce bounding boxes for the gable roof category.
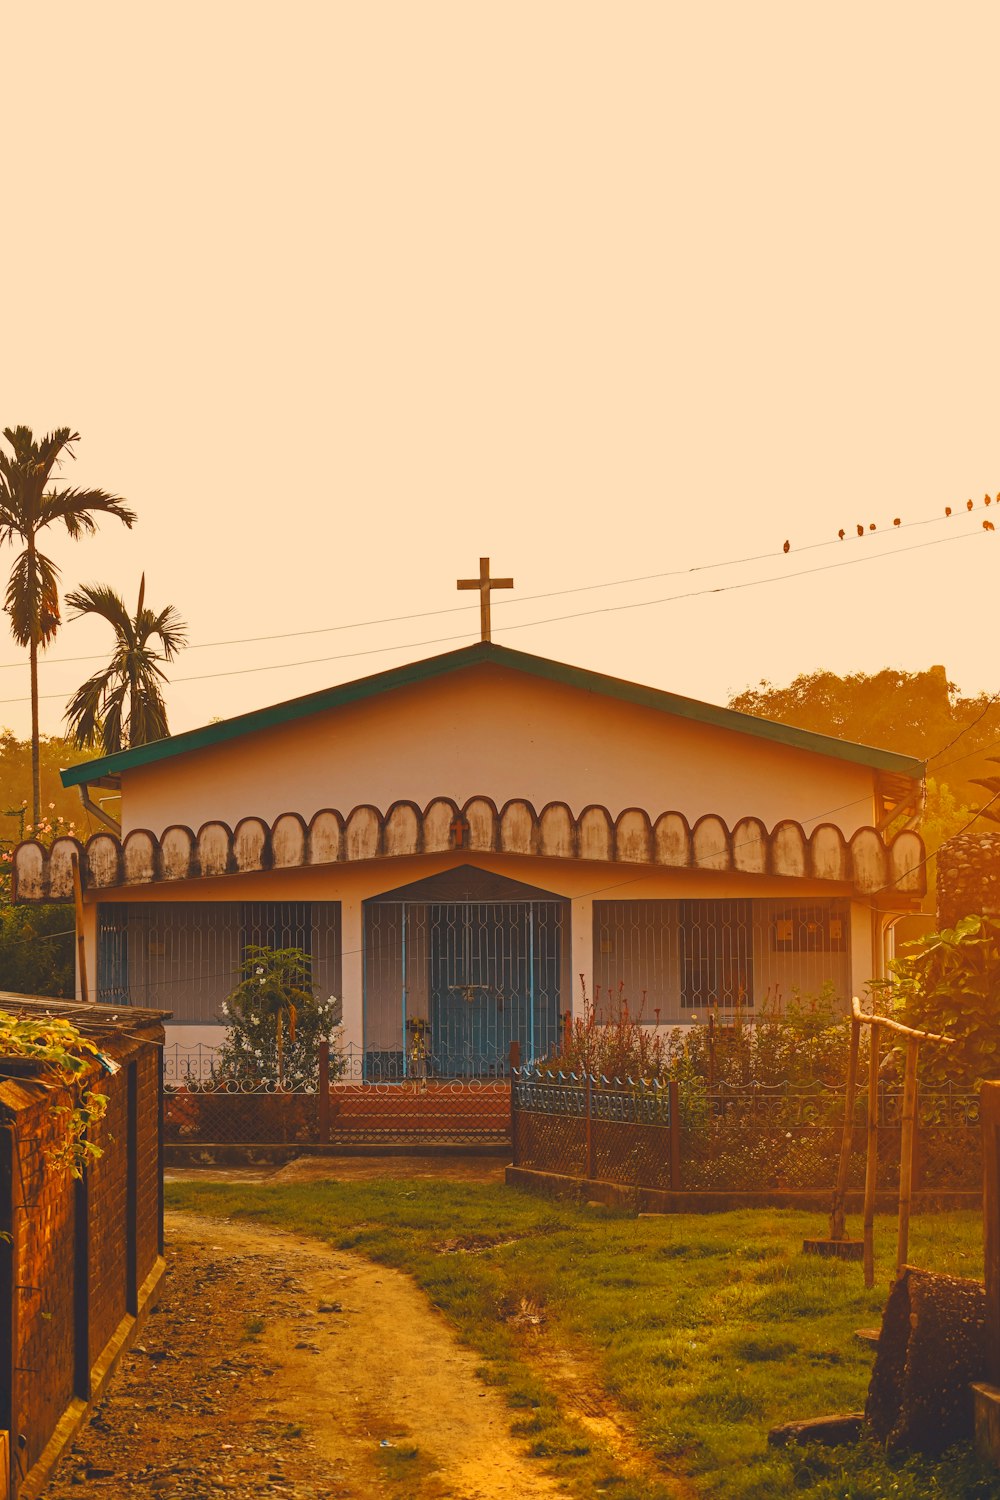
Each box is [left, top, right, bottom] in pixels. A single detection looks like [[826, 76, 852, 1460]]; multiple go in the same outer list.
[[60, 642, 926, 788]]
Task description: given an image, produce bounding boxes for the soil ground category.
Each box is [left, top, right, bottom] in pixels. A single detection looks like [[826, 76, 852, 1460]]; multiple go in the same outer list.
[[163, 1153, 507, 1188], [45, 1205, 563, 1500]]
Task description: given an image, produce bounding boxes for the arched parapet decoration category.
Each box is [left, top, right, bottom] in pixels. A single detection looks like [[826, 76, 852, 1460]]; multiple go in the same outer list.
[[654, 812, 690, 867], [345, 804, 382, 861], [197, 821, 234, 879], [123, 829, 159, 885], [423, 797, 459, 853], [308, 809, 344, 865], [692, 814, 731, 872], [732, 817, 767, 876], [889, 828, 926, 896], [578, 805, 613, 863], [499, 799, 539, 857], [13, 840, 48, 902], [271, 812, 308, 869], [616, 808, 653, 864], [233, 817, 270, 874], [161, 825, 197, 881], [810, 823, 849, 883], [86, 833, 122, 890], [850, 826, 889, 895], [463, 796, 498, 853], [539, 802, 575, 860], [771, 820, 807, 879], [7, 793, 920, 900], [48, 837, 84, 900], [384, 801, 421, 858]]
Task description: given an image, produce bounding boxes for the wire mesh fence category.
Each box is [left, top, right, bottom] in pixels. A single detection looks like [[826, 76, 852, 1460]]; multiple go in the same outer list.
[[164, 1038, 512, 1140], [511, 1069, 982, 1193]]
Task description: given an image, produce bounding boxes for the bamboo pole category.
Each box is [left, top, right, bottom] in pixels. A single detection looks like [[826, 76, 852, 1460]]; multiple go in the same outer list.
[[896, 1037, 920, 1276], [863, 1025, 880, 1288], [830, 1013, 862, 1241]]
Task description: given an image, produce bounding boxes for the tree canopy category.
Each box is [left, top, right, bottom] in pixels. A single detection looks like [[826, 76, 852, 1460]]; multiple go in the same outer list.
[[729, 666, 1000, 810]]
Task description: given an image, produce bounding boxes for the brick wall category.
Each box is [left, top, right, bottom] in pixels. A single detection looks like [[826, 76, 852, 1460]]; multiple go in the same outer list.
[[0, 1017, 165, 1497]]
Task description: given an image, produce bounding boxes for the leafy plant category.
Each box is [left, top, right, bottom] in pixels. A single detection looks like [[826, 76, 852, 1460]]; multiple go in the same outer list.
[[889, 914, 1000, 1085], [215, 945, 343, 1089], [0, 1007, 110, 1175]]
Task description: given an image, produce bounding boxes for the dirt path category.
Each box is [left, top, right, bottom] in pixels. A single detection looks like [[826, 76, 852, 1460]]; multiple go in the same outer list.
[[44, 1210, 565, 1500]]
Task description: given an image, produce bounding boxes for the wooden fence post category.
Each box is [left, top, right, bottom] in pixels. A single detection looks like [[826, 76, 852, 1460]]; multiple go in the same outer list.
[[983, 1083, 1000, 1386], [830, 1012, 862, 1241], [863, 1031, 880, 1289], [318, 1041, 330, 1145], [896, 1038, 920, 1276], [668, 1080, 681, 1192]]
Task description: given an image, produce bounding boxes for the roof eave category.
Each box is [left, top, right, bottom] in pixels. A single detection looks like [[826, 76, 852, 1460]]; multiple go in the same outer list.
[[59, 642, 926, 787]]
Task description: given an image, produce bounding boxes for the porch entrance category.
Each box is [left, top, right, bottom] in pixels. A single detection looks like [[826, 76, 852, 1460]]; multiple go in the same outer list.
[[363, 867, 567, 1079]]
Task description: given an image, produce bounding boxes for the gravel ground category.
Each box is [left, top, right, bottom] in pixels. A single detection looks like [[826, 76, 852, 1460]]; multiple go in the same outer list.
[[43, 1209, 562, 1500]]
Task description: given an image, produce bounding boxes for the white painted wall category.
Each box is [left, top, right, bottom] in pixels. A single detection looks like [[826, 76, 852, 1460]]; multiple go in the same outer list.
[[120, 661, 878, 839]]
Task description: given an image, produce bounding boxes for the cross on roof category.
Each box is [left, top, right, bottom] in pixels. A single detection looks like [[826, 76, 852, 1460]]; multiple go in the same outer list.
[[457, 557, 513, 643]]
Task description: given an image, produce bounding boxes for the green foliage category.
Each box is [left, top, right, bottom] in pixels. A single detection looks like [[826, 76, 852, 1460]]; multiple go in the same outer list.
[[215, 945, 342, 1088], [0, 903, 75, 997], [0, 1007, 109, 1176], [0, 731, 97, 845], [728, 665, 1000, 812], [549, 980, 853, 1090], [890, 914, 1000, 1085], [165, 1180, 991, 1500]]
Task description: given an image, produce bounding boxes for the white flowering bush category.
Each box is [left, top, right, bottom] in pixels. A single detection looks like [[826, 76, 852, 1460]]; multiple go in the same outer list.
[[214, 945, 344, 1089]]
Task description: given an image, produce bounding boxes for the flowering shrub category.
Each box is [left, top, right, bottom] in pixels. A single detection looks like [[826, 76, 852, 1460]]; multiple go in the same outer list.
[[213, 945, 343, 1089], [545, 976, 854, 1089]]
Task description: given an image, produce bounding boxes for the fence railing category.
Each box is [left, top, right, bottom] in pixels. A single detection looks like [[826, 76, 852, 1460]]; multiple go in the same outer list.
[[510, 1068, 982, 1193], [163, 1041, 513, 1146], [163, 1039, 521, 1086]]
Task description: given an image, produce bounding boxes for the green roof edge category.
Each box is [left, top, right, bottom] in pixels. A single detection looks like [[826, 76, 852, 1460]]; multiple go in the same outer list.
[[60, 642, 926, 788]]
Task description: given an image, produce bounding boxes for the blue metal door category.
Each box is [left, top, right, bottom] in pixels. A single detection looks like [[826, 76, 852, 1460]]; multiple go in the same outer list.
[[364, 895, 565, 1078]]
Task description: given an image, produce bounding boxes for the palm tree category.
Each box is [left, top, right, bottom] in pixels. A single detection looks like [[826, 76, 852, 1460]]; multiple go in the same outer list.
[[64, 576, 187, 755], [0, 427, 136, 823]]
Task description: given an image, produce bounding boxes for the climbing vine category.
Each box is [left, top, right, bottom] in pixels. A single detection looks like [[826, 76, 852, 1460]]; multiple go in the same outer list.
[[0, 1008, 111, 1176]]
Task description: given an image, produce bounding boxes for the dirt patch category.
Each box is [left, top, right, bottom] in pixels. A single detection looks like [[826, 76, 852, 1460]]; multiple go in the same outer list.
[[516, 1335, 695, 1499], [164, 1153, 507, 1188], [44, 1210, 562, 1500]]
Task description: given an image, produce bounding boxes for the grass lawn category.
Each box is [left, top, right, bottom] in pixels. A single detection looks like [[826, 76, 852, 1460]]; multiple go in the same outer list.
[[165, 1178, 999, 1499]]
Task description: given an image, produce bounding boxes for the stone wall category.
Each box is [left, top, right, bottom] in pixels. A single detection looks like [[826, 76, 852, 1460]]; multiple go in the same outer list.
[[936, 831, 1000, 928]]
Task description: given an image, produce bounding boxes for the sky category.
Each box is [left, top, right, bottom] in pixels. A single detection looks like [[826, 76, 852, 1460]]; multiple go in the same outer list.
[[1, 2, 999, 746]]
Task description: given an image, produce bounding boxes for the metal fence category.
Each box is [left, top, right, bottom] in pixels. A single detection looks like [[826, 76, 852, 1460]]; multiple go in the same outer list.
[[163, 1039, 512, 1146], [164, 1039, 519, 1085], [511, 1069, 982, 1193]]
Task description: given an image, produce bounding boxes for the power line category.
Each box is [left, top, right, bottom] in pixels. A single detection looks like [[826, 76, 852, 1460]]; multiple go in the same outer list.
[[0, 521, 991, 708], [0, 499, 984, 675]]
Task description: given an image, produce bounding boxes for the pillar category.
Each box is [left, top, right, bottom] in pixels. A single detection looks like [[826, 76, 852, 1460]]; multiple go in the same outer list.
[[570, 896, 594, 1016], [340, 895, 364, 1073]]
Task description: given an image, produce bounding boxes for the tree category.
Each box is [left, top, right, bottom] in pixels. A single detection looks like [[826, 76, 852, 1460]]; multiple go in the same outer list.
[[729, 666, 1000, 813], [63, 575, 186, 754], [0, 428, 135, 822]]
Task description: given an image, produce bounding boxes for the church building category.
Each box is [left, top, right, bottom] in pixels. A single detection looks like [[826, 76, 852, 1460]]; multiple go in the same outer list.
[[11, 566, 926, 1078]]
